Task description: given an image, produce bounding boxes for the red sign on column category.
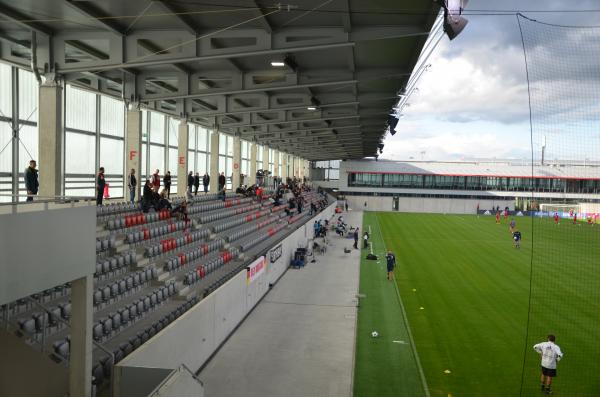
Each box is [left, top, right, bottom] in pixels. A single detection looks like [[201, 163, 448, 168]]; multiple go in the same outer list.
[[129, 150, 137, 160], [179, 156, 185, 165]]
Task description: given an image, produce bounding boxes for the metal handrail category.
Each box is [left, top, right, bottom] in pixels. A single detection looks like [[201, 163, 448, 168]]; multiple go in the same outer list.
[[24, 296, 115, 396], [0, 194, 96, 207]]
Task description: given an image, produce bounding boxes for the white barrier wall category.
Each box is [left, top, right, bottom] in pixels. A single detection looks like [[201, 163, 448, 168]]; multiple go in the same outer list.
[[115, 202, 336, 396], [344, 196, 513, 214], [0, 205, 96, 305]]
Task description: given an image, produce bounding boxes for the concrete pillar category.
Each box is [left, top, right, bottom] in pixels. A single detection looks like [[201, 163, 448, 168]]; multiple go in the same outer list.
[[38, 83, 63, 197], [281, 153, 288, 180], [125, 109, 142, 202], [177, 120, 189, 197], [232, 136, 241, 188], [209, 131, 219, 193], [262, 146, 269, 172], [273, 149, 279, 179], [249, 143, 257, 185], [69, 275, 93, 397]]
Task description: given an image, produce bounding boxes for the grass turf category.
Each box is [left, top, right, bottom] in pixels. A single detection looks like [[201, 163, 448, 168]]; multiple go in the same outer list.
[[354, 212, 600, 397]]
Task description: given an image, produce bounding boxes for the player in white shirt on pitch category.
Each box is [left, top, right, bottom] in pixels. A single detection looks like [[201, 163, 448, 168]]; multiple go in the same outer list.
[[534, 334, 563, 394]]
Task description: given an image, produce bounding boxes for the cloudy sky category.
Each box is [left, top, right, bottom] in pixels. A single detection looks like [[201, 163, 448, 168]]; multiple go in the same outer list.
[[381, 0, 600, 162]]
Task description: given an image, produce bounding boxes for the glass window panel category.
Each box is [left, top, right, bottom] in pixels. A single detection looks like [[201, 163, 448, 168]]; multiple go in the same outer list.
[[241, 159, 249, 176], [198, 127, 208, 152], [149, 112, 165, 144], [167, 117, 178, 147], [198, 152, 207, 175], [241, 140, 248, 159], [149, 145, 164, 174], [66, 86, 96, 131], [0, 121, 12, 172], [18, 70, 38, 122], [218, 133, 226, 155], [168, 147, 178, 175], [18, 124, 38, 167], [188, 150, 195, 174], [188, 125, 195, 150], [0, 63, 11, 116], [100, 96, 124, 137], [218, 156, 225, 175], [226, 135, 233, 156], [141, 143, 147, 179], [100, 137, 123, 176], [65, 132, 95, 174], [142, 110, 148, 142]]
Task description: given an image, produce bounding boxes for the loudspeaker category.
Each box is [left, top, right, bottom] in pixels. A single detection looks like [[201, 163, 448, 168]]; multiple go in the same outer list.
[[388, 115, 399, 136], [444, 14, 469, 40]]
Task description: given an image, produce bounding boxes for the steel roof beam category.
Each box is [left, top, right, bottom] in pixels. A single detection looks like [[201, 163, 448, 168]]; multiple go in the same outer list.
[[63, 0, 125, 36], [0, 5, 53, 36]]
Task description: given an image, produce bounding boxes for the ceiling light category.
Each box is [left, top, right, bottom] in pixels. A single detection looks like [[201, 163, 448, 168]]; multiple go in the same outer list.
[[307, 106, 317, 111], [271, 61, 285, 67]]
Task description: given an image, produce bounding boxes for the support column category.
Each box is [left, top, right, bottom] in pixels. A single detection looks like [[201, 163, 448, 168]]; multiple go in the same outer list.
[[125, 109, 142, 202], [249, 143, 257, 186], [69, 275, 93, 397], [232, 136, 241, 188], [281, 153, 288, 180], [262, 146, 269, 172], [177, 120, 189, 197], [209, 131, 219, 193], [273, 150, 279, 179], [38, 82, 63, 197]]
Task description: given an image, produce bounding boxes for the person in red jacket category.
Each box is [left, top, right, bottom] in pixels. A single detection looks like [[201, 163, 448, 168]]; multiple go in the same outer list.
[[151, 169, 160, 192]]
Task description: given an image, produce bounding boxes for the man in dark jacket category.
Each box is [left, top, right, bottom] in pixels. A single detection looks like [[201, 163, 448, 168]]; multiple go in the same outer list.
[[187, 171, 194, 195], [127, 169, 137, 203], [96, 167, 106, 205], [193, 172, 200, 195], [163, 171, 172, 198], [353, 227, 359, 249], [218, 172, 226, 192], [25, 160, 39, 202], [203, 172, 210, 193]]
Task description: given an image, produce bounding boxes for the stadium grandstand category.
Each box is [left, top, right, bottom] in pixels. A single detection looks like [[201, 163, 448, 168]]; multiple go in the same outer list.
[[0, 1, 445, 397]]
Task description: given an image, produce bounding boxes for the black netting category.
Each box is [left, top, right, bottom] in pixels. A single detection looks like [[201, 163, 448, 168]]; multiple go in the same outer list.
[[517, 14, 600, 396]]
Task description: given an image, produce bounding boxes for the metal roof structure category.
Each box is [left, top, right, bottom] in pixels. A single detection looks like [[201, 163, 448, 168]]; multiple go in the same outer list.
[[342, 159, 600, 179], [0, 0, 440, 160]]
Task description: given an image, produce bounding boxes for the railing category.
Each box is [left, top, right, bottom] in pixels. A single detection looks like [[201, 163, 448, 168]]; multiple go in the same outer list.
[[0, 194, 96, 214], [146, 363, 204, 397], [0, 296, 116, 396]]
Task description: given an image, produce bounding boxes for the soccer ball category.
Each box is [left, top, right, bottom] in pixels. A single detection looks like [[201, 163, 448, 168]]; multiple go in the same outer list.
[[371, 331, 379, 338]]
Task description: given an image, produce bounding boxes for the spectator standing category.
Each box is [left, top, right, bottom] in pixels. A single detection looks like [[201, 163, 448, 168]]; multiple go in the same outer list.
[[345, 201, 349, 212], [353, 227, 359, 249], [385, 251, 396, 280], [313, 221, 320, 238], [96, 167, 106, 205], [163, 171, 172, 198], [534, 335, 563, 395], [151, 169, 160, 192], [202, 172, 210, 193], [193, 172, 200, 195], [363, 232, 369, 249], [219, 187, 227, 202], [187, 171, 194, 195], [25, 160, 39, 202], [218, 172, 226, 191], [127, 168, 137, 203]]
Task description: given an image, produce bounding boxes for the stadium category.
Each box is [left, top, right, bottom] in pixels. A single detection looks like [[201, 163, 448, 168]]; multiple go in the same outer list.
[[0, 1, 599, 397]]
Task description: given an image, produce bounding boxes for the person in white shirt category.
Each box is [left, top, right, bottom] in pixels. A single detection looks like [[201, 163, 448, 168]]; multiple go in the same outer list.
[[533, 334, 563, 394]]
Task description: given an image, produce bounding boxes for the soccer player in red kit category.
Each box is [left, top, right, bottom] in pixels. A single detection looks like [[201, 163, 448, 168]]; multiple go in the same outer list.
[[554, 212, 559, 225], [573, 212, 577, 224], [496, 212, 501, 224]]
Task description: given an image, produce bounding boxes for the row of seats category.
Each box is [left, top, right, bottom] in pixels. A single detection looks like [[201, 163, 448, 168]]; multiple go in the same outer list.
[[95, 250, 137, 278], [125, 220, 191, 244], [96, 202, 140, 216], [271, 204, 288, 214], [18, 302, 71, 335], [183, 248, 240, 286], [90, 297, 200, 387], [163, 238, 225, 273], [106, 209, 172, 231], [96, 235, 116, 252], [239, 222, 288, 252], [92, 282, 177, 342], [196, 203, 260, 224], [187, 197, 252, 216], [93, 267, 156, 307], [226, 215, 282, 243], [144, 229, 209, 258], [288, 212, 309, 224], [212, 208, 270, 233]]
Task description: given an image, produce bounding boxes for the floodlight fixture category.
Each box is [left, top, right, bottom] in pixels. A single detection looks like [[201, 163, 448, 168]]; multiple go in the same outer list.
[[270, 61, 285, 67]]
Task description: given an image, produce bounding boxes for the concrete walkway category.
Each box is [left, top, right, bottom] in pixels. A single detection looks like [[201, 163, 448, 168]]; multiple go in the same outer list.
[[198, 210, 363, 397]]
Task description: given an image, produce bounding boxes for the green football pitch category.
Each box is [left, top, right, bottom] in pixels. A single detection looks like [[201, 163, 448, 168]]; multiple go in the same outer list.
[[354, 212, 600, 397]]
